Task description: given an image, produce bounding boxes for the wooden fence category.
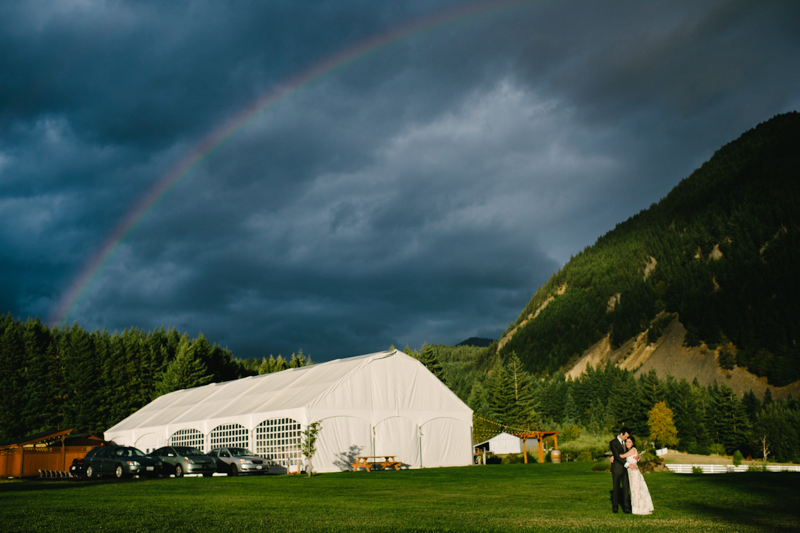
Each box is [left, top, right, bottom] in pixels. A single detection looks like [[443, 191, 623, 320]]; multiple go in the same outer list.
[[0, 446, 97, 478], [666, 463, 800, 474]]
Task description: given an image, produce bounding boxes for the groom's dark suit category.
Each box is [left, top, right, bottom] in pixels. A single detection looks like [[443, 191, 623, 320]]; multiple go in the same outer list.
[[610, 436, 631, 513]]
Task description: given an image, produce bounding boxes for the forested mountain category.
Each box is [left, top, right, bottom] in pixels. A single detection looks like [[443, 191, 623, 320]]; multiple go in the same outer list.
[[409, 343, 800, 462], [495, 112, 800, 387], [0, 316, 311, 442]]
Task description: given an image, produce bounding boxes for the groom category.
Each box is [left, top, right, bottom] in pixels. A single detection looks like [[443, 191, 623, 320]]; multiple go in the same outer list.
[[610, 426, 632, 514]]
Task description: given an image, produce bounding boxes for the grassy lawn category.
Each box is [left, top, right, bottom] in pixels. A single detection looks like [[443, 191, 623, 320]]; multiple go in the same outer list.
[[2, 462, 798, 532]]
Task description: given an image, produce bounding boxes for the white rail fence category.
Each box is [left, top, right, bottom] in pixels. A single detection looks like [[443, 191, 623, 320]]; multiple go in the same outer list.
[[666, 464, 800, 474]]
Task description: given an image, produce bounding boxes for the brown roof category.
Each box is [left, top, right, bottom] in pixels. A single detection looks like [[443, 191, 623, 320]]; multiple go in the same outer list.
[[0, 428, 74, 449]]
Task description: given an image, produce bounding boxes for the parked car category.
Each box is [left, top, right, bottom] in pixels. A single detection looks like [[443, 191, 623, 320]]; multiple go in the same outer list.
[[70, 446, 163, 479], [208, 447, 275, 475], [151, 446, 218, 477]]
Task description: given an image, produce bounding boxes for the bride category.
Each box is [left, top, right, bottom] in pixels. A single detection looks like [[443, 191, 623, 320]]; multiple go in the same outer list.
[[619, 436, 654, 515]]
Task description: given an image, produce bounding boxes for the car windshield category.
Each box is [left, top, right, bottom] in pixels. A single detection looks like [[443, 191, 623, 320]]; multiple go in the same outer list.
[[173, 446, 205, 456], [117, 447, 147, 457], [230, 448, 256, 457]]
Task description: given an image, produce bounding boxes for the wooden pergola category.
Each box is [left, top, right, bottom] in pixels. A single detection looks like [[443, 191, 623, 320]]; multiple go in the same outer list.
[[509, 430, 560, 463]]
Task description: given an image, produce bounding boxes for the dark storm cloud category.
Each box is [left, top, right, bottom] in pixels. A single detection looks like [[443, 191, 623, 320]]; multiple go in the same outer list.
[[1, 0, 798, 360]]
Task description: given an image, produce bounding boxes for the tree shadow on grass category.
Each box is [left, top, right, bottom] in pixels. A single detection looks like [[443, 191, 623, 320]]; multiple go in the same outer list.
[[0, 476, 166, 493], [675, 473, 800, 533]]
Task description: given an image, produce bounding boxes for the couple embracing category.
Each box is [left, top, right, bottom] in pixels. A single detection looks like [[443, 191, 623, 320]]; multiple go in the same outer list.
[[609, 426, 654, 515]]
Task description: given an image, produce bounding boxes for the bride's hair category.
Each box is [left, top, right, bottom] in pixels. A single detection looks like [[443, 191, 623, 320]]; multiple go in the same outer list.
[[628, 436, 636, 449]]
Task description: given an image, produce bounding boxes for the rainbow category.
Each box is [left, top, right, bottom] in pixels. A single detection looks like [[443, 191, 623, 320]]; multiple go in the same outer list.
[[50, 0, 531, 325]]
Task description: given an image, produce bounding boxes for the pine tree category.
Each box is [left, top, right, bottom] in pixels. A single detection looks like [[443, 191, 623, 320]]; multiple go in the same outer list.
[[763, 387, 773, 406], [0, 320, 26, 440], [466, 378, 489, 416], [562, 390, 579, 425], [288, 349, 312, 369], [21, 318, 57, 435], [752, 402, 800, 462], [610, 373, 644, 434], [418, 344, 447, 384], [712, 383, 752, 453], [506, 354, 539, 429], [670, 379, 697, 451], [640, 369, 666, 411], [60, 323, 98, 432], [487, 359, 515, 427], [742, 389, 762, 421], [155, 335, 212, 397]]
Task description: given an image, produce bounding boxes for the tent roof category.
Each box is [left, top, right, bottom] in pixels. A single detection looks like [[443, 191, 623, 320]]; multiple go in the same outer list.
[[106, 349, 470, 433]]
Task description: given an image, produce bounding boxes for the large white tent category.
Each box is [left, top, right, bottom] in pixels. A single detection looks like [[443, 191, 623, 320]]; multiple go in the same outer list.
[[105, 349, 473, 472]]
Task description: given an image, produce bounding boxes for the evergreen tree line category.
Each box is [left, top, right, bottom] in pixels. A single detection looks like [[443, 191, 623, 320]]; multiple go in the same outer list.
[[0, 314, 310, 442], [410, 344, 800, 463], [498, 112, 800, 386]]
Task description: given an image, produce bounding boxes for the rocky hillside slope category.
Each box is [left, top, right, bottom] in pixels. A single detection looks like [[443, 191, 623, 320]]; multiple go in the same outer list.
[[496, 112, 800, 389]]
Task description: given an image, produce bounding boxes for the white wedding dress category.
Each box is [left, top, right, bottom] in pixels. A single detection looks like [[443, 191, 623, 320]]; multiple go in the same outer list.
[[626, 448, 654, 515]]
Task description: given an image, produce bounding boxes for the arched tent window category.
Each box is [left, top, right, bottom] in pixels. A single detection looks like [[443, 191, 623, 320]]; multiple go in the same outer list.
[[254, 418, 302, 469], [169, 428, 204, 449], [210, 423, 249, 450], [135, 433, 165, 454]]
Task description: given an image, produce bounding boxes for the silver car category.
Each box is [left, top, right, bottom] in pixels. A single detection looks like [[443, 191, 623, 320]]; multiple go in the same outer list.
[[151, 446, 218, 477], [208, 447, 275, 475]]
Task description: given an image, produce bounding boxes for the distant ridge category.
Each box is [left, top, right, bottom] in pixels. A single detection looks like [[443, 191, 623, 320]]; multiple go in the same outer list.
[[456, 337, 495, 347]]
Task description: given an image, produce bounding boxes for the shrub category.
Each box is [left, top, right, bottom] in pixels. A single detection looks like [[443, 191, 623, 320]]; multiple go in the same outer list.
[[560, 425, 583, 442], [695, 445, 713, 456], [591, 460, 610, 472], [692, 466, 703, 474], [639, 448, 658, 462], [709, 443, 727, 456], [501, 452, 536, 464], [559, 433, 613, 460], [486, 455, 502, 465], [576, 451, 593, 462], [733, 450, 743, 466]]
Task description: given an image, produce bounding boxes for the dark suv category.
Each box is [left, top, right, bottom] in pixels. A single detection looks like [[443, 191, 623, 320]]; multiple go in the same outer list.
[[70, 446, 164, 479]]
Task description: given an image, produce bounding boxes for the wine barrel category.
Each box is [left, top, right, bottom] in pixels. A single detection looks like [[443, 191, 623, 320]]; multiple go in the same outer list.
[[550, 449, 562, 463]]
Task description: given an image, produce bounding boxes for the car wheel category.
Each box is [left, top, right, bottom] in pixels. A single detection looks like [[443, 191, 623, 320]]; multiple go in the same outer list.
[[228, 464, 238, 477], [115, 465, 125, 479], [174, 464, 183, 478], [86, 465, 95, 479]]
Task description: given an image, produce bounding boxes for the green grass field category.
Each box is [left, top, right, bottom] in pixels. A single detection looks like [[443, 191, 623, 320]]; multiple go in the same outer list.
[[2, 463, 798, 532]]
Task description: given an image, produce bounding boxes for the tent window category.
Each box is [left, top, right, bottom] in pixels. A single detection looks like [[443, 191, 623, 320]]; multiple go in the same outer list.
[[254, 418, 302, 469], [209, 423, 249, 450], [169, 428, 204, 450]]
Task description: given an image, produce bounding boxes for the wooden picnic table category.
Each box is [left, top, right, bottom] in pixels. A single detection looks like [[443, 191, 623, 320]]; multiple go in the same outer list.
[[350, 455, 401, 471]]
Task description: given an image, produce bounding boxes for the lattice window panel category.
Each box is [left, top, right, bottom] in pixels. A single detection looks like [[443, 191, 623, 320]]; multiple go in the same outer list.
[[209, 423, 249, 450], [254, 418, 302, 468], [169, 428, 205, 449]]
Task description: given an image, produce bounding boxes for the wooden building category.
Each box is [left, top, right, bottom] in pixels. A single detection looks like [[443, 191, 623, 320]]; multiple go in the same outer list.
[[0, 429, 109, 478]]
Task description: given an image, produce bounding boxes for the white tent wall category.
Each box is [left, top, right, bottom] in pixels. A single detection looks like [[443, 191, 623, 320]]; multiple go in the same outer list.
[[314, 416, 372, 473], [374, 416, 420, 469], [421, 418, 472, 467], [105, 350, 473, 472]]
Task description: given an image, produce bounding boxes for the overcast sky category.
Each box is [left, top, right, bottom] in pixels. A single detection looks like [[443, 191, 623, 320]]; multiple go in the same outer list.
[[2, 0, 798, 362]]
